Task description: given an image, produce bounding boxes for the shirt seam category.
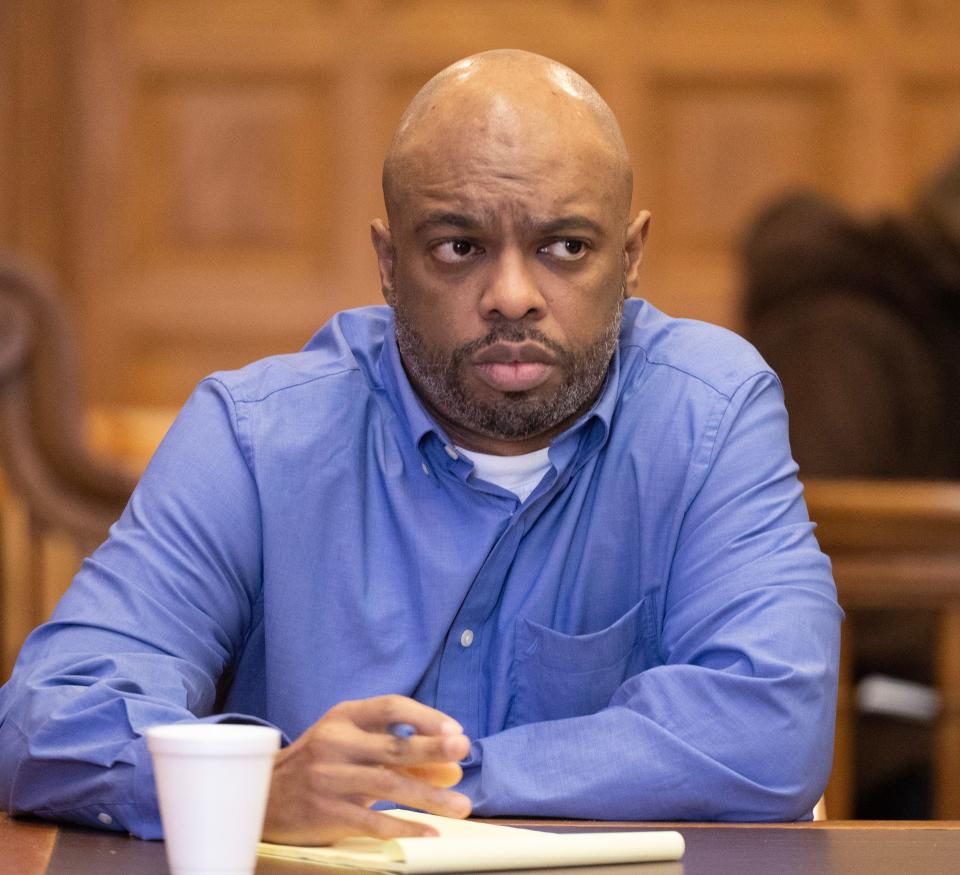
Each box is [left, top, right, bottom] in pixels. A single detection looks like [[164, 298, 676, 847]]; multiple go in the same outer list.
[[199, 377, 266, 631], [659, 372, 775, 660], [619, 340, 771, 401], [208, 365, 361, 406], [699, 371, 779, 474], [202, 377, 257, 474]]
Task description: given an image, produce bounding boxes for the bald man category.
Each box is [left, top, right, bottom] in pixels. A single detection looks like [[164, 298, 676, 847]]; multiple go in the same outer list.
[[0, 51, 841, 842]]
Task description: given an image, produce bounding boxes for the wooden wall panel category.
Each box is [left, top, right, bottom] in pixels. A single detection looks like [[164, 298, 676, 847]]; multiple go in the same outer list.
[[0, 3, 14, 248], [648, 0, 851, 30], [644, 76, 843, 326], [76, 3, 353, 403], [106, 71, 340, 400], [652, 82, 842, 245], [899, 0, 960, 29], [0, 0, 959, 414], [902, 81, 960, 193], [139, 81, 332, 251], [0, 1, 80, 291]]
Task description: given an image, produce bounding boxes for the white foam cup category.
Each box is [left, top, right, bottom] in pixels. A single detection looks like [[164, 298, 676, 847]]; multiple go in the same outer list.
[[146, 723, 281, 875]]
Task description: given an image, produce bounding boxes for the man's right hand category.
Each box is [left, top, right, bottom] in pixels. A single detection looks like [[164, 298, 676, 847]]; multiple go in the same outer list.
[[262, 695, 472, 846]]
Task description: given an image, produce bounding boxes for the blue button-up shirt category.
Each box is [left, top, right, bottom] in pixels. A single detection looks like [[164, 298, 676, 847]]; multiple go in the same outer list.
[[0, 300, 841, 837]]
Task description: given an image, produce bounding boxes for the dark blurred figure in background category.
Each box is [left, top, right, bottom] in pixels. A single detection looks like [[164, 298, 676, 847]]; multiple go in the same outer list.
[[743, 154, 960, 479], [743, 153, 960, 819]]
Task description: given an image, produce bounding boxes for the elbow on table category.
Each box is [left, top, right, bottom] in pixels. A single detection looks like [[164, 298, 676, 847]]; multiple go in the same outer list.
[[738, 781, 826, 823], [700, 707, 834, 821], [732, 664, 838, 821], [729, 742, 832, 822]]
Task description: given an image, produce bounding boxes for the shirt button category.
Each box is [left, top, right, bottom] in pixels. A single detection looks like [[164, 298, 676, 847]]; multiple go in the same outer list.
[[444, 445, 459, 460], [97, 812, 113, 825], [460, 629, 475, 648]]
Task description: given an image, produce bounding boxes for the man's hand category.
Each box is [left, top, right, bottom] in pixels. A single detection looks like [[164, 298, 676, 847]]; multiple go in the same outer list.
[[262, 695, 472, 845]]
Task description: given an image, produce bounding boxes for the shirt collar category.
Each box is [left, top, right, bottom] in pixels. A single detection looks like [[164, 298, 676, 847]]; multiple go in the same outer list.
[[378, 310, 620, 463]]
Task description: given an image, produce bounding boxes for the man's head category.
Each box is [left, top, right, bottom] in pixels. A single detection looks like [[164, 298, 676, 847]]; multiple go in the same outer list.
[[371, 49, 650, 455]]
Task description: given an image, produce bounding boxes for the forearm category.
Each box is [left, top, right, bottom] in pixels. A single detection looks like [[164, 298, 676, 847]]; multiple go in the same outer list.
[[0, 638, 279, 837], [464, 563, 840, 820], [463, 662, 835, 822]]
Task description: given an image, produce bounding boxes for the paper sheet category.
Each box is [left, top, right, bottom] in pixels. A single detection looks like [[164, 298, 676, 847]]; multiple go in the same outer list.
[[258, 809, 685, 872]]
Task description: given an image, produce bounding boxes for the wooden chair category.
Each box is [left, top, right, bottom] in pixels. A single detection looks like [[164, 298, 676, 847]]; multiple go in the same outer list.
[[806, 478, 960, 819], [0, 257, 135, 679]]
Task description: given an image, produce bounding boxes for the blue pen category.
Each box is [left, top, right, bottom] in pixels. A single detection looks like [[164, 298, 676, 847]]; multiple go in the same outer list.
[[388, 722, 417, 739]]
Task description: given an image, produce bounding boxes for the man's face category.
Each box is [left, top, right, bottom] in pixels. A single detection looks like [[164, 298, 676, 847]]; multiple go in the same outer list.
[[373, 97, 647, 454]]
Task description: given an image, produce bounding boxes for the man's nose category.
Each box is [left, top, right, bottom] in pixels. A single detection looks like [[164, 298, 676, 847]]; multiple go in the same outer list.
[[479, 250, 546, 321]]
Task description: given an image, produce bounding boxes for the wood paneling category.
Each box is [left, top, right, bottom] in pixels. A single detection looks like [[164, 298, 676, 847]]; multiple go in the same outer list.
[[900, 0, 960, 29], [644, 75, 843, 325], [0, 1, 80, 290], [0, 4, 14, 248], [2, 0, 958, 407], [647, 0, 852, 30], [903, 81, 960, 192]]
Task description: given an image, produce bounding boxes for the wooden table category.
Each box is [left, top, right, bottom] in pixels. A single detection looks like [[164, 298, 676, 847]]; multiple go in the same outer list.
[[5, 814, 960, 875]]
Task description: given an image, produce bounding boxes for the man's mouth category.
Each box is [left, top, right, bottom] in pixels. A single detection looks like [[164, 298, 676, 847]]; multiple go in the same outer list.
[[471, 342, 558, 393]]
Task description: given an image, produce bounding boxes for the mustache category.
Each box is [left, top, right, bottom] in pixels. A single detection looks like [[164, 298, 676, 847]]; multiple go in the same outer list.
[[453, 324, 568, 362]]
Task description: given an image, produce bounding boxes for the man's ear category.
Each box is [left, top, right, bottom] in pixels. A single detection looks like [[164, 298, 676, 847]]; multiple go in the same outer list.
[[370, 219, 396, 305], [623, 211, 651, 297]]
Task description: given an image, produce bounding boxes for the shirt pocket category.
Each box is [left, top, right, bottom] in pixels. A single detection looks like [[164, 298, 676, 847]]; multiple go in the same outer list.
[[508, 599, 650, 727]]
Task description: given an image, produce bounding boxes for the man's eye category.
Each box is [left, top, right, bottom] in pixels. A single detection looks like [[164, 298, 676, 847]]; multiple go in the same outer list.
[[540, 239, 589, 261], [433, 239, 478, 263]]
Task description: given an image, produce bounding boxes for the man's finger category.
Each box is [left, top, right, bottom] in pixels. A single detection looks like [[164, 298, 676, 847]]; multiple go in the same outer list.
[[342, 695, 465, 738], [263, 795, 440, 846], [339, 805, 442, 841], [316, 762, 472, 819], [397, 761, 464, 789]]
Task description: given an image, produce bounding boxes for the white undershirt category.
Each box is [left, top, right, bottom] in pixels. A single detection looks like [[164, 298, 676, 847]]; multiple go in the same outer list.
[[454, 445, 552, 502]]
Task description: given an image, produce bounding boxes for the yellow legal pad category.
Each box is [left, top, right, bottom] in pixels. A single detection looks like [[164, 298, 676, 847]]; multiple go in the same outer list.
[[258, 809, 685, 872]]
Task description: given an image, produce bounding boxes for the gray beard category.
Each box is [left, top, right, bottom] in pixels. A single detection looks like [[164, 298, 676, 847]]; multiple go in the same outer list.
[[393, 293, 624, 442]]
